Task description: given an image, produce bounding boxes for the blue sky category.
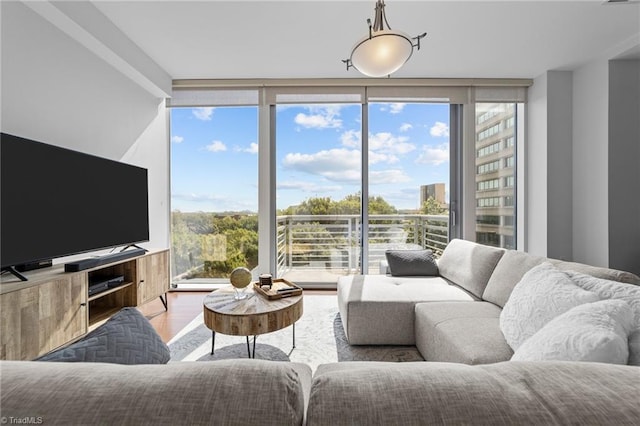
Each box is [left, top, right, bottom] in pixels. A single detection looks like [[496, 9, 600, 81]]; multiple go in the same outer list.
[[170, 103, 449, 213]]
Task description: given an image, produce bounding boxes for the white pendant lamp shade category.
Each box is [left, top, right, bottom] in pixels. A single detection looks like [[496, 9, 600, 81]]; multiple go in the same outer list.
[[350, 30, 414, 78], [343, 0, 426, 77]]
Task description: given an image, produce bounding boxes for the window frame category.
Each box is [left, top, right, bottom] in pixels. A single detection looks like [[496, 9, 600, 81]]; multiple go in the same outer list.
[[168, 79, 530, 282]]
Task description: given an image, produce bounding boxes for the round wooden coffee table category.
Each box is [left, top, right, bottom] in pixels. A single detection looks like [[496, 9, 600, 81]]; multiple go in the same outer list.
[[203, 285, 303, 358]]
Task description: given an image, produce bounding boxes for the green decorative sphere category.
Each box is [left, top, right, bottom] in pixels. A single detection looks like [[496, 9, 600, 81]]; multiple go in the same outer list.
[[230, 267, 252, 289]]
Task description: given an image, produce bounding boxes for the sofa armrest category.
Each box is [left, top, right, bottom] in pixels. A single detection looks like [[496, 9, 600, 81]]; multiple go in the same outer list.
[[1, 359, 311, 426]]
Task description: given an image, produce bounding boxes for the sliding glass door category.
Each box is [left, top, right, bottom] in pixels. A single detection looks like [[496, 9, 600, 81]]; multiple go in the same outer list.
[[365, 102, 450, 274], [275, 103, 362, 285], [273, 100, 452, 283]]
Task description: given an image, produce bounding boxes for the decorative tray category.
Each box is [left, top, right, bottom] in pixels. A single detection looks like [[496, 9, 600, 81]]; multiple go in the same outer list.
[[253, 278, 303, 300]]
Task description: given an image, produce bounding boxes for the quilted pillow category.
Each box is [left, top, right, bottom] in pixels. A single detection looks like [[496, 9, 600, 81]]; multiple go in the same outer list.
[[565, 270, 640, 366], [385, 249, 438, 276], [36, 307, 170, 364], [511, 299, 634, 364], [500, 262, 600, 351]]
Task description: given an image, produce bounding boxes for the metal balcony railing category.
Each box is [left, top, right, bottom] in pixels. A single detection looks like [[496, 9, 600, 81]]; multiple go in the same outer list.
[[276, 214, 449, 276]]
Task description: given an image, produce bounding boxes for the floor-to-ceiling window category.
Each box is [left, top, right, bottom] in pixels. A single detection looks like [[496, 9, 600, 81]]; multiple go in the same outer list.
[[366, 102, 450, 273], [168, 81, 529, 288], [170, 105, 259, 288], [275, 103, 362, 285]]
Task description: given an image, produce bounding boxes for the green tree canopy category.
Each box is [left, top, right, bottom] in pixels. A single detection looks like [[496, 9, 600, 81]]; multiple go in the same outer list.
[[421, 197, 448, 215], [294, 197, 334, 215], [283, 192, 398, 216]]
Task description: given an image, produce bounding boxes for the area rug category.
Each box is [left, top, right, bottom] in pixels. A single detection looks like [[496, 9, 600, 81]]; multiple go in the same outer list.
[[168, 295, 423, 372]]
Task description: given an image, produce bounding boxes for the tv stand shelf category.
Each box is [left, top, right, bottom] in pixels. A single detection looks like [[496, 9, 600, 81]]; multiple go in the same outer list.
[[87, 282, 134, 303], [0, 249, 169, 360]]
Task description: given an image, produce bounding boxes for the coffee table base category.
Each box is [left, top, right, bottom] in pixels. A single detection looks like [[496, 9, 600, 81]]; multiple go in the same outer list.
[[210, 323, 296, 358]]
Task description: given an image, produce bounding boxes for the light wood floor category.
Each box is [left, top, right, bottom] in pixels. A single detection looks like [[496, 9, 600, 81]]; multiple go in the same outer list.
[[138, 290, 336, 343]]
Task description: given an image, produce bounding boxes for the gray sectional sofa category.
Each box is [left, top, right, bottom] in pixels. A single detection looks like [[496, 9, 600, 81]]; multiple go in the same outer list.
[[2, 358, 640, 425], [3, 239, 640, 425], [338, 239, 640, 364]]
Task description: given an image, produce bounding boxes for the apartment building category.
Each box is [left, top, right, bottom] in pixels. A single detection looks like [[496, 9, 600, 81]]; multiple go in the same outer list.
[[475, 103, 516, 249]]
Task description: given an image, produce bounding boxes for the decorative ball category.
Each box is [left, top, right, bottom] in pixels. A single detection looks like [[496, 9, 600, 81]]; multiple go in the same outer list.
[[230, 267, 252, 289]]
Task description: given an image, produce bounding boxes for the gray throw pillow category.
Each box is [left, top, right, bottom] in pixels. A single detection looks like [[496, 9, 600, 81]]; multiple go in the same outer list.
[[36, 307, 170, 364], [385, 249, 438, 276]]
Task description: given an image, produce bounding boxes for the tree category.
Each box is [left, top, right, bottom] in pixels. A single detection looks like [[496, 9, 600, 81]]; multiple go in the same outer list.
[[334, 193, 360, 214], [421, 197, 447, 215], [294, 197, 334, 215], [368, 195, 397, 215]]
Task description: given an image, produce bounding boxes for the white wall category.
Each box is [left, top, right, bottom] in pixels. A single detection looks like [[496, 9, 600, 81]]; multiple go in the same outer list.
[[121, 106, 170, 251], [572, 59, 610, 267], [525, 73, 548, 256], [608, 59, 640, 275], [1, 2, 169, 255], [526, 71, 573, 260], [546, 71, 573, 261], [528, 44, 639, 270]]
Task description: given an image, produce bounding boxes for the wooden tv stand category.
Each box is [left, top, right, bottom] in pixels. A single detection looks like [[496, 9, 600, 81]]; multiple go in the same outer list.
[[0, 248, 169, 360]]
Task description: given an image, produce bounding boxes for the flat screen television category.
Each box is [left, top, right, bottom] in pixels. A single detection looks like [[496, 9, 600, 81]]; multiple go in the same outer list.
[[1, 132, 149, 279]]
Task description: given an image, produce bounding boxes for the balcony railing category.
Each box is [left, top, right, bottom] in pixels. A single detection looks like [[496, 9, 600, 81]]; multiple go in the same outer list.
[[276, 214, 449, 277], [171, 213, 449, 286]]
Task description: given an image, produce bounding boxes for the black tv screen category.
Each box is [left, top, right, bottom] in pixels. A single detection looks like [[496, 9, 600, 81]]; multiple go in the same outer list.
[[1, 132, 149, 269]]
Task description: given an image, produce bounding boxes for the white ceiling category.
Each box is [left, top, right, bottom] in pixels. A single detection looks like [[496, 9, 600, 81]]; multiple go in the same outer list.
[[91, 0, 640, 80]]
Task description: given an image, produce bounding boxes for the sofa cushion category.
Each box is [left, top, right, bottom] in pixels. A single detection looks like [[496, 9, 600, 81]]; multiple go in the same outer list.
[[482, 250, 547, 307], [482, 252, 640, 309], [307, 361, 640, 426], [565, 270, 640, 366], [414, 301, 513, 364], [512, 299, 634, 364], [1, 359, 310, 426], [437, 239, 505, 298], [500, 262, 601, 351], [385, 249, 438, 276], [337, 274, 474, 345], [36, 307, 170, 364], [552, 260, 640, 285]]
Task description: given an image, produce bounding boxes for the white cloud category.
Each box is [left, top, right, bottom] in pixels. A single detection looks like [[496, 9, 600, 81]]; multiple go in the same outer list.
[[244, 142, 258, 154], [172, 192, 227, 203], [369, 132, 415, 155], [369, 151, 399, 164], [342, 131, 415, 158], [171, 135, 184, 143], [430, 121, 450, 137], [389, 103, 406, 114], [399, 123, 413, 132], [369, 169, 411, 184], [416, 143, 449, 165], [233, 143, 258, 154], [205, 140, 227, 152], [379, 103, 406, 114], [294, 105, 343, 129], [340, 129, 360, 147], [341, 131, 413, 162], [282, 148, 360, 183], [277, 181, 342, 193], [377, 188, 419, 202], [192, 107, 215, 121], [171, 192, 254, 212]]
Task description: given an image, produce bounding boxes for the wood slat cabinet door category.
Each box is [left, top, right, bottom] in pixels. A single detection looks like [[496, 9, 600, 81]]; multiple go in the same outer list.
[[136, 250, 170, 306], [0, 275, 87, 360]]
